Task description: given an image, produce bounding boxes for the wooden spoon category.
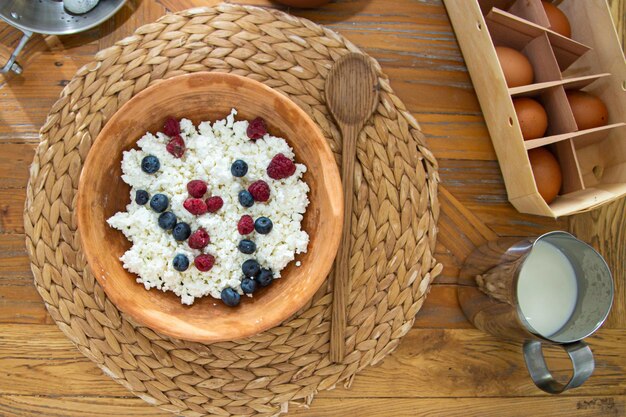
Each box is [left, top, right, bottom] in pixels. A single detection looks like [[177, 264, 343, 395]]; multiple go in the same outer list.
[[325, 53, 379, 362]]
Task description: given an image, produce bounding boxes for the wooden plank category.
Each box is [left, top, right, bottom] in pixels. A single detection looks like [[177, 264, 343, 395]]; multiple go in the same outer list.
[[0, 394, 623, 417], [292, 396, 626, 417], [0, 188, 27, 233], [326, 328, 626, 398], [0, 251, 468, 328], [0, 395, 167, 417], [0, 55, 92, 141], [463, 202, 566, 237], [0, 143, 36, 189], [422, 114, 496, 161], [413, 284, 472, 329], [433, 240, 461, 284], [0, 234, 52, 324], [0, 234, 31, 279], [1, 324, 623, 398], [386, 67, 481, 115], [0, 281, 52, 325]]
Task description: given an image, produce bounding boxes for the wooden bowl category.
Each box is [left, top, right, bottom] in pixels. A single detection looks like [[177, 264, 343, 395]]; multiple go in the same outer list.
[[77, 73, 343, 343]]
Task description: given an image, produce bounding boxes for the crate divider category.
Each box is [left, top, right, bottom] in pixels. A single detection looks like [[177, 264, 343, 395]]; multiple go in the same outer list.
[[571, 123, 626, 149], [509, 73, 611, 97], [525, 122, 626, 150], [507, 0, 549, 28], [551, 139, 585, 193], [539, 85, 578, 135]]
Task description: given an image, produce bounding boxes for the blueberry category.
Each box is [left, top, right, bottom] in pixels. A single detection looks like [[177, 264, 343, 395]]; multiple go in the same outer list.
[[254, 217, 273, 234], [231, 160, 248, 177], [150, 193, 169, 213], [135, 190, 149, 205], [158, 211, 177, 230], [256, 268, 274, 287], [241, 278, 257, 294], [242, 259, 260, 278], [238, 239, 256, 254], [141, 155, 160, 174], [173, 254, 189, 271], [221, 287, 241, 307], [172, 222, 191, 241], [238, 190, 254, 207]]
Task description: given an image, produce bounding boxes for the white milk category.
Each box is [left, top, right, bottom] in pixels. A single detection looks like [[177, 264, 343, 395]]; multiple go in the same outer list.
[[517, 240, 578, 337]]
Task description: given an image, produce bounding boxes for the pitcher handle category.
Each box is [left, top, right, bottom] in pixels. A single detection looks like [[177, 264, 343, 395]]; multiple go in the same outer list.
[[1, 29, 32, 74], [523, 340, 594, 394]]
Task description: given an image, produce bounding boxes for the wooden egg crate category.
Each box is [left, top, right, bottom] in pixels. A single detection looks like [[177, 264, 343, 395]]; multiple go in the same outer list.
[[443, 0, 626, 217]]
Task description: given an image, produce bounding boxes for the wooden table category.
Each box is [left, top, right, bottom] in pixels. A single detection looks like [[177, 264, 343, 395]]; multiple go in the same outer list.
[[0, 1, 624, 415]]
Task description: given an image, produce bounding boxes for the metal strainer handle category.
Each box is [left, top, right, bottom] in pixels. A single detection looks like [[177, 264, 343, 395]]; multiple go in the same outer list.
[[523, 340, 594, 394], [1, 29, 32, 74]]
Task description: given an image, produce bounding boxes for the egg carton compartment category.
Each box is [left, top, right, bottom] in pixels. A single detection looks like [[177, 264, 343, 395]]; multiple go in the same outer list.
[[530, 118, 626, 214], [485, 7, 590, 72], [549, 139, 584, 194], [489, 30, 562, 86], [573, 124, 626, 190], [512, 85, 578, 148], [521, 75, 624, 148]]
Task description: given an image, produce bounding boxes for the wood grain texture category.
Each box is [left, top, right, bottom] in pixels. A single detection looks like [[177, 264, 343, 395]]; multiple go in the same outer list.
[[0, 0, 624, 416], [1, 324, 624, 398], [0, 395, 623, 417], [326, 52, 379, 362]]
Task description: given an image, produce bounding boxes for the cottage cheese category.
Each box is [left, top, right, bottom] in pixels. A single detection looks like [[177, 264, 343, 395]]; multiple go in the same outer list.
[[107, 110, 309, 305]]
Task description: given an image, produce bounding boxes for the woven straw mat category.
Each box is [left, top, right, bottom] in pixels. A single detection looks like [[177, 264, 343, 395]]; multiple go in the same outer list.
[[24, 4, 441, 417]]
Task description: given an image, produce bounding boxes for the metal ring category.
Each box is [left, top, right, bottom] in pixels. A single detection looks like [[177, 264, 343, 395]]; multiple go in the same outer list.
[[523, 340, 594, 394]]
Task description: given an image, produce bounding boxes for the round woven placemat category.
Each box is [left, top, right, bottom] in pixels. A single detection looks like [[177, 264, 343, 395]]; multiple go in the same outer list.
[[24, 4, 441, 416]]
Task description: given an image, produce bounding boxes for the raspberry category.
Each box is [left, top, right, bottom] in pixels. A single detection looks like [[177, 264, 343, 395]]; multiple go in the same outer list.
[[187, 180, 207, 198], [166, 135, 185, 158], [188, 228, 210, 249], [183, 198, 207, 215], [246, 117, 267, 140], [248, 180, 270, 202], [163, 117, 180, 137], [267, 153, 296, 180], [206, 196, 224, 213], [195, 254, 215, 272], [237, 215, 254, 235]]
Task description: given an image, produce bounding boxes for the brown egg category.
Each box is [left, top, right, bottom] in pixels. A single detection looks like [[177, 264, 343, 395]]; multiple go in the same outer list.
[[272, 0, 330, 7], [567, 91, 609, 130], [513, 97, 548, 140], [495, 46, 534, 88], [528, 147, 562, 204], [542, 1, 572, 38]]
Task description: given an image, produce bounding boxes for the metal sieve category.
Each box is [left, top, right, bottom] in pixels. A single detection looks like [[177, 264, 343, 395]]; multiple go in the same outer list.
[[0, 0, 126, 74]]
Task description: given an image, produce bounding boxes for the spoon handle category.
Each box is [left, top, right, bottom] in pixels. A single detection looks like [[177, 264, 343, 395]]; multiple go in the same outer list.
[[330, 123, 360, 363]]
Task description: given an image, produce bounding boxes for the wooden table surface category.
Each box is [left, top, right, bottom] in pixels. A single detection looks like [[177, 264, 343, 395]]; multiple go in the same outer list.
[[0, 0, 624, 416]]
